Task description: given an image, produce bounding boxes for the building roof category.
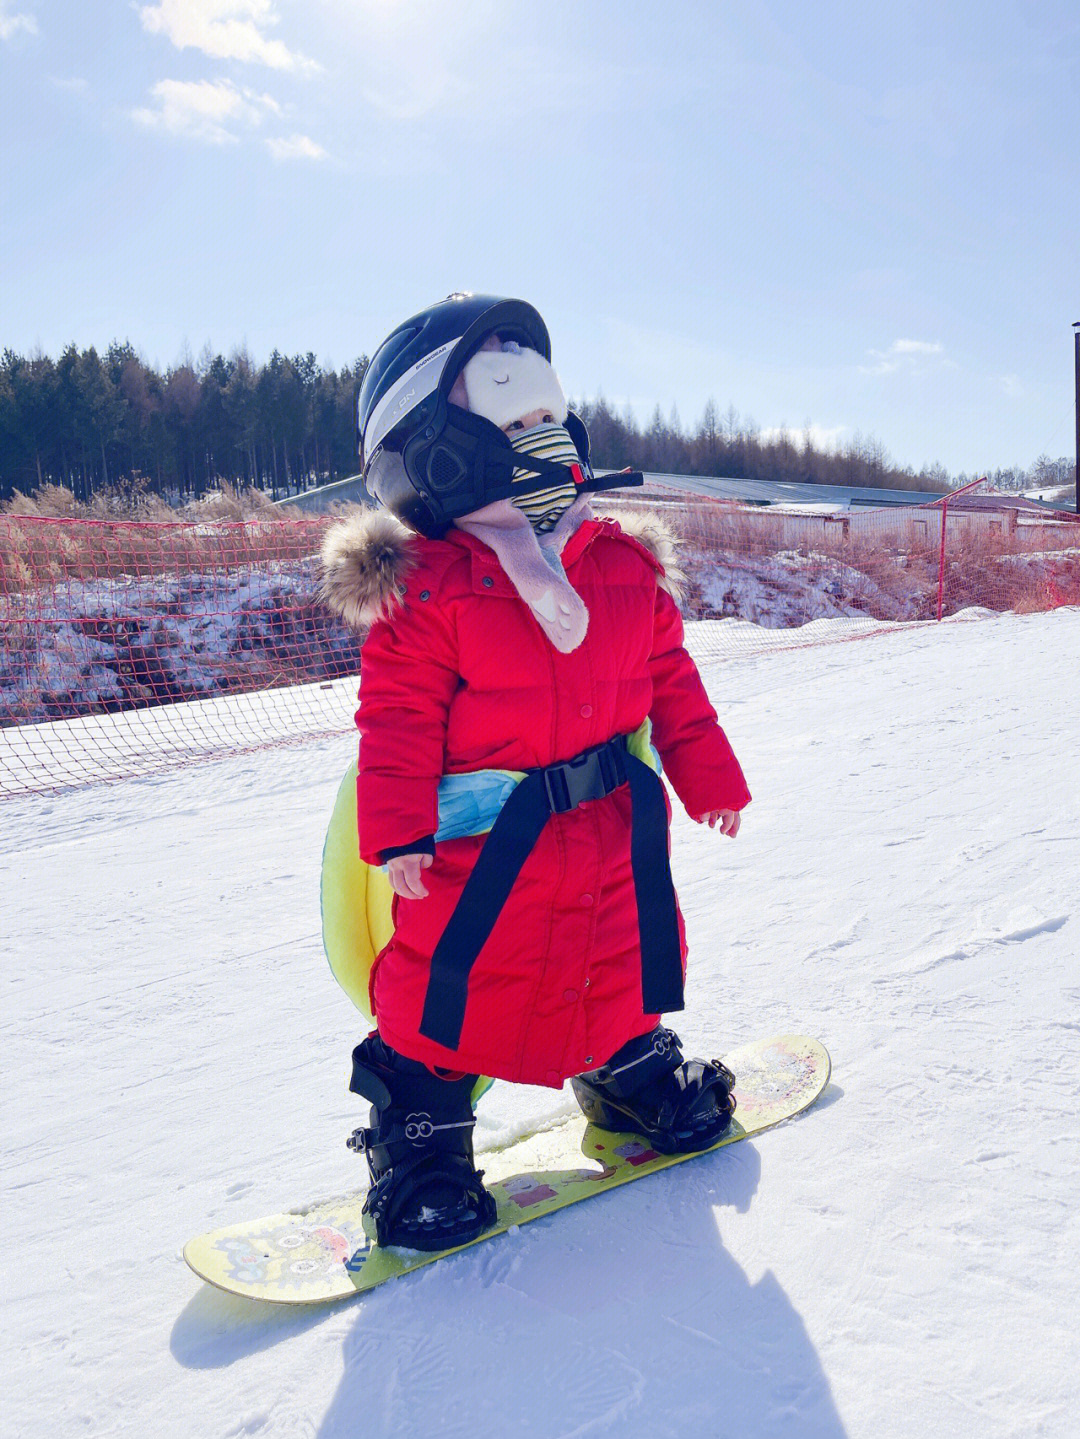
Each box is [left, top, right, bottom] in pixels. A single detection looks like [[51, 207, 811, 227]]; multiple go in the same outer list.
[[635, 474, 946, 508], [278, 471, 1073, 518], [640, 474, 1069, 514]]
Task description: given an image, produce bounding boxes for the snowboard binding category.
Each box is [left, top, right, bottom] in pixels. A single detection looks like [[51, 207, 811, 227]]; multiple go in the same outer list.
[[571, 1026, 736, 1155], [347, 1034, 497, 1252]]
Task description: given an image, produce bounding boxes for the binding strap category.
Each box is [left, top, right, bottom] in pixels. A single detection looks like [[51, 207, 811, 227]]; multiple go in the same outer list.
[[419, 735, 685, 1050]]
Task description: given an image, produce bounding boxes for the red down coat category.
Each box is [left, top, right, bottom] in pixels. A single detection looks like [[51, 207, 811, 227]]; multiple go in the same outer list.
[[346, 513, 751, 1086]]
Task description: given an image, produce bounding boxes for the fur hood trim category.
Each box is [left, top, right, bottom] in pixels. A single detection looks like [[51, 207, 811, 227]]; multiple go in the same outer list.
[[319, 504, 684, 631], [319, 508, 419, 630], [602, 508, 686, 604]]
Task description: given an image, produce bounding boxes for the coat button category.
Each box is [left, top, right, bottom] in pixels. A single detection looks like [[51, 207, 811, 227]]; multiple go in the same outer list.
[[563, 988, 578, 1003], [419, 589, 430, 601], [580, 893, 594, 906], [580, 704, 593, 717], [584, 1056, 594, 1066], [482, 576, 494, 588]]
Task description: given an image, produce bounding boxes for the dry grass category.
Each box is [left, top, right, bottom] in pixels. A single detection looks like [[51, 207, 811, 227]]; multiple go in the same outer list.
[[939, 531, 1080, 614], [3, 493, 1078, 743], [4, 494, 1078, 644], [2, 479, 280, 522], [1, 504, 324, 596]]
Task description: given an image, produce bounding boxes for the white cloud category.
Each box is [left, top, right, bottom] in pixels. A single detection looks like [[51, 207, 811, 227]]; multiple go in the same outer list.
[[138, 0, 316, 73], [861, 338, 948, 376], [332, 0, 493, 121], [132, 78, 281, 144], [266, 132, 326, 161], [0, 2, 37, 40]]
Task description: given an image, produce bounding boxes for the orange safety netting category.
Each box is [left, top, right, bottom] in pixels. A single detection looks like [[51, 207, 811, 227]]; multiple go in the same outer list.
[[609, 483, 1080, 657], [2, 493, 1078, 795], [0, 514, 360, 793]]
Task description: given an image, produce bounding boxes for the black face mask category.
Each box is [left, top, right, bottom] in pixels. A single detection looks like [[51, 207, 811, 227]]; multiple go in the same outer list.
[[367, 398, 641, 538]]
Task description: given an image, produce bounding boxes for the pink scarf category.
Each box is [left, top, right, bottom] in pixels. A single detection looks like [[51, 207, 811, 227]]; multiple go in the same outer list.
[[454, 493, 594, 653]]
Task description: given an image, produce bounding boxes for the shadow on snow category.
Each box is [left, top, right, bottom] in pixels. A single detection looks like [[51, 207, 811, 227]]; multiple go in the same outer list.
[[314, 1126, 850, 1439]]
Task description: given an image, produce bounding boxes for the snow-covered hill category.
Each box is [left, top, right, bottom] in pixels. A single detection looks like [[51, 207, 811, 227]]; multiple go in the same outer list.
[[3, 609, 1078, 1438]]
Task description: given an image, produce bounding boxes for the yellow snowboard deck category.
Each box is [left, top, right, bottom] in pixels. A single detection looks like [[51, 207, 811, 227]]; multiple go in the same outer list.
[[184, 1035, 830, 1306]]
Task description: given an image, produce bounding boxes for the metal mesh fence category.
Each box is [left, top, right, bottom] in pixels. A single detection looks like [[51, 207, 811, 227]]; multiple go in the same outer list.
[[605, 483, 1080, 661], [3, 491, 1078, 795], [0, 515, 362, 792]]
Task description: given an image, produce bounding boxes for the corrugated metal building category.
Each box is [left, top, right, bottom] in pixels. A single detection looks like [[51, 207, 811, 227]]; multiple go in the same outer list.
[[640, 474, 1069, 516], [278, 473, 1071, 543]]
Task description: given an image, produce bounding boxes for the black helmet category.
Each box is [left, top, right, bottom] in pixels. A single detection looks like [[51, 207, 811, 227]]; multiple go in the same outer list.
[[356, 292, 638, 536]]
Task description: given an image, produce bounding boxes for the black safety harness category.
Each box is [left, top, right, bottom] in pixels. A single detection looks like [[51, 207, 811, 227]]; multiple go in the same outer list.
[[419, 733, 685, 1050]]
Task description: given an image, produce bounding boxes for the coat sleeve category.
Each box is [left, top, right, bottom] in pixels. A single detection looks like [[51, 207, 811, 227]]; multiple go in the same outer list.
[[648, 581, 752, 817], [354, 586, 460, 866]]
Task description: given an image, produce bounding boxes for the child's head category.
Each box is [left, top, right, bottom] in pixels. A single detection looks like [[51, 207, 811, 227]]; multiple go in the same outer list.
[[437, 327, 591, 651], [356, 294, 602, 541]]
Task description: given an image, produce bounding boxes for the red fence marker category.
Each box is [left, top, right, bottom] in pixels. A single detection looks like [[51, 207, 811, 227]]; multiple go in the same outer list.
[[923, 476, 987, 621]]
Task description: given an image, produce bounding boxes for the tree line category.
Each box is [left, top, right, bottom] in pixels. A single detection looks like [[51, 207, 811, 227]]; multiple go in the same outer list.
[[0, 344, 365, 505], [1, 342, 1071, 507], [577, 396, 941, 493]]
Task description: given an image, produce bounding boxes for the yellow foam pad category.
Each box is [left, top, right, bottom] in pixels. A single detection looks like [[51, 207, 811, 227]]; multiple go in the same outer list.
[[321, 759, 394, 1022], [321, 760, 493, 1105]]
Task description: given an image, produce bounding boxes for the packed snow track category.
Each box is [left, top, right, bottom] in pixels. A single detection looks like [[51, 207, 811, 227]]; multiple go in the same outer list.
[[3, 608, 1078, 1438]]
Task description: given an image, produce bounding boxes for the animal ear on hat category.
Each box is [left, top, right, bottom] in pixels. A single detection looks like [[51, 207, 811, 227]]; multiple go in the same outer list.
[[462, 343, 568, 431], [447, 332, 503, 411]]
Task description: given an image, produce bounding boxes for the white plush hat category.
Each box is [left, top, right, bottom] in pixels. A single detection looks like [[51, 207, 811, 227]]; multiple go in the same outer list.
[[461, 341, 568, 430]]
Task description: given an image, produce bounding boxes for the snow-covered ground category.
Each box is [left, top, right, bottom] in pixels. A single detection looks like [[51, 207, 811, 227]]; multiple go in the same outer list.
[[3, 609, 1079, 1438]]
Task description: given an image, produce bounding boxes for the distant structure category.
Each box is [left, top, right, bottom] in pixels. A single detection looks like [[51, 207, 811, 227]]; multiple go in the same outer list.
[[278, 471, 1068, 524], [276, 473, 371, 514]]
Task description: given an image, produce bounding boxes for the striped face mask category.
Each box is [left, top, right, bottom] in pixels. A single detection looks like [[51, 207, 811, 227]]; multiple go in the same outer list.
[[506, 422, 582, 533]]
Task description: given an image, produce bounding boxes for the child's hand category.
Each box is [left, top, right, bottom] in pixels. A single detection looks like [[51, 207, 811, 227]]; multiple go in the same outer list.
[[691, 809, 741, 838], [386, 852, 434, 899]]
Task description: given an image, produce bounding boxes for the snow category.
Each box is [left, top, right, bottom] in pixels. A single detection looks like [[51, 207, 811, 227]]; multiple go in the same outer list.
[[693, 549, 917, 627], [0, 674, 360, 794], [4, 608, 1080, 1438], [1024, 486, 1075, 508]]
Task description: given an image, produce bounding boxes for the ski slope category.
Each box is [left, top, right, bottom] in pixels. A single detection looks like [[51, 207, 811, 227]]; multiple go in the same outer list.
[[3, 609, 1078, 1439]]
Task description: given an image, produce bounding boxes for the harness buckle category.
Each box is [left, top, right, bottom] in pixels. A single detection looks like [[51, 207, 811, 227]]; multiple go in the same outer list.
[[541, 739, 627, 815]]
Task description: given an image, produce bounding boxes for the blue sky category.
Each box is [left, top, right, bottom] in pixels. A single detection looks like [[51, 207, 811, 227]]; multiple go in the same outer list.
[[1, 0, 1076, 474]]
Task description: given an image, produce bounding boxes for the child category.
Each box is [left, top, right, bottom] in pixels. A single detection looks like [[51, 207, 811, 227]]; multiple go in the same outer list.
[[321, 294, 751, 1250]]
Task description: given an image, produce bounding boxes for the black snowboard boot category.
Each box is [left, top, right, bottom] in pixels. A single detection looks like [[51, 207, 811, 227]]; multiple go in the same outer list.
[[571, 1026, 736, 1155], [347, 1034, 497, 1251]]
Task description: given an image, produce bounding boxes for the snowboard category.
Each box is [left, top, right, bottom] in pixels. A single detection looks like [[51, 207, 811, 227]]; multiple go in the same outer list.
[[184, 1034, 830, 1306]]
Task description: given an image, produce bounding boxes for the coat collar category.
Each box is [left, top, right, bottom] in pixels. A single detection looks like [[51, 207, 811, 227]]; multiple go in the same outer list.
[[319, 507, 680, 633], [451, 516, 604, 595]]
